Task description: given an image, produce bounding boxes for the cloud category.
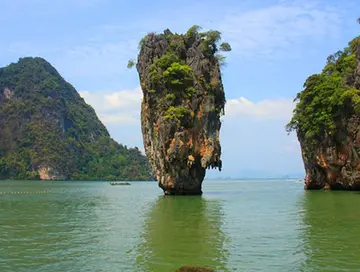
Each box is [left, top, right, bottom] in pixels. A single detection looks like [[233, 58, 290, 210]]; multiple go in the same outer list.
[[104, 88, 142, 108], [79, 88, 142, 125], [2, 0, 346, 84], [219, 1, 341, 58], [55, 0, 343, 81], [225, 97, 295, 120], [81, 86, 295, 125]]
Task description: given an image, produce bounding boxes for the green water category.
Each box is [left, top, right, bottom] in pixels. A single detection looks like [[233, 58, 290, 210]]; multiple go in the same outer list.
[[0, 180, 360, 271]]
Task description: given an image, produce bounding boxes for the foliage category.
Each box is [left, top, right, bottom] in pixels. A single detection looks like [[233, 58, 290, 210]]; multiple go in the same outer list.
[[164, 93, 176, 105], [133, 25, 231, 127], [219, 42, 232, 52], [286, 36, 360, 146], [169, 35, 187, 56], [200, 30, 221, 55], [165, 93, 176, 101], [186, 25, 202, 37], [164, 106, 191, 120], [127, 59, 136, 69], [0, 57, 153, 181], [136, 25, 231, 63], [154, 53, 179, 70], [148, 54, 195, 99], [163, 62, 194, 90]]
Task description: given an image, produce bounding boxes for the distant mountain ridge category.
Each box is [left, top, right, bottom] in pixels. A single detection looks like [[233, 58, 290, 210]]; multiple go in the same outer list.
[[0, 57, 152, 180], [206, 170, 305, 179]]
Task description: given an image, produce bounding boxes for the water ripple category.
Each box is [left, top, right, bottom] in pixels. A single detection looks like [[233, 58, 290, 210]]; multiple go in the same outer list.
[[1, 180, 360, 271]]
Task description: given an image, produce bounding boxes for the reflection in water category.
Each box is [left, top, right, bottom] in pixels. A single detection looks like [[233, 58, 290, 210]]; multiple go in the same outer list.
[[301, 191, 360, 271], [136, 196, 229, 272]]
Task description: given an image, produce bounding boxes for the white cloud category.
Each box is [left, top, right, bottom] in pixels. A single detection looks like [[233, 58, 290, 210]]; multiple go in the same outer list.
[[225, 97, 295, 120], [81, 87, 295, 124], [54, 0, 343, 80], [219, 1, 341, 58], [3, 0, 345, 82], [79, 88, 142, 125], [104, 89, 142, 109]]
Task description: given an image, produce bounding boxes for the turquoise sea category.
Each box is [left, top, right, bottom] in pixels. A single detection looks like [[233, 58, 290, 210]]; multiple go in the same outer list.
[[1, 179, 360, 271]]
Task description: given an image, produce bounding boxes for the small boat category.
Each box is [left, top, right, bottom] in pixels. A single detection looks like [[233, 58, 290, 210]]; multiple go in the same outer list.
[[297, 179, 303, 183], [110, 182, 131, 186]]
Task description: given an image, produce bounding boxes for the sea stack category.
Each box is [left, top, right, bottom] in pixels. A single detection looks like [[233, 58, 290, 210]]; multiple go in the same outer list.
[[287, 36, 360, 190], [135, 26, 231, 195]]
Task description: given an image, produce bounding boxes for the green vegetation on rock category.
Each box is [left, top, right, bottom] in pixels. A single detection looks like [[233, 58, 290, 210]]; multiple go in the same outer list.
[[164, 106, 192, 120], [0, 57, 152, 181], [219, 42, 232, 52], [286, 36, 360, 147], [129, 25, 231, 124], [127, 59, 136, 69]]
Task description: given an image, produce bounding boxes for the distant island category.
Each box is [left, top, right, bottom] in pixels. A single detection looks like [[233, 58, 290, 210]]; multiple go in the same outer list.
[[287, 29, 360, 190], [0, 57, 153, 181], [206, 172, 305, 180], [129, 26, 231, 195]]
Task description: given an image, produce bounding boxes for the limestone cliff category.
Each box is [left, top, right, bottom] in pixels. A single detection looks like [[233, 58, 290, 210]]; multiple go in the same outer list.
[[38, 166, 66, 180], [287, 36, 360, 190], [0, 57, 152, 181], [135, 27, 231, 195]]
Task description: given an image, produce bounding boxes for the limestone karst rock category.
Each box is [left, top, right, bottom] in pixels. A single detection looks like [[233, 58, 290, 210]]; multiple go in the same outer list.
[[135, 27, 231, 195], [0, 57, 152, 180], [287, 36, 360, 190]]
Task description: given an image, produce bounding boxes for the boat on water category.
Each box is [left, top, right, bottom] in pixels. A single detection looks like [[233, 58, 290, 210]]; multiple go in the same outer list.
[[110, 182, 131, 186], [297, 179, 303, 183]]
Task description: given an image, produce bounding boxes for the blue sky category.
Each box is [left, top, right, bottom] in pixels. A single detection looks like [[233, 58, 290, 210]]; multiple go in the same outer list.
[[1, 0, 359, 178]]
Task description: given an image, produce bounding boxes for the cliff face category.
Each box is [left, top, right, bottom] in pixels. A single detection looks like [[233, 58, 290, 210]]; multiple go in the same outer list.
[[287, 37, 360, 190], [0, 57, 152, 181], [300, 115, 360, 190], [136, 28, 230, 195]]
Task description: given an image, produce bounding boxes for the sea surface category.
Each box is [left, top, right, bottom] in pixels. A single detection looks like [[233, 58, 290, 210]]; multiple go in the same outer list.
[[1, 179, 360, 272]]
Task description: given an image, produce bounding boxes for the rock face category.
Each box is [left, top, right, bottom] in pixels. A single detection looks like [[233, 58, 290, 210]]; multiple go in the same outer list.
[[0, 57, 152, 181], [38, 166, 66, 180], [136, 28, 230, 195], [287, 36, 360, 190], [300, 115, 360, 190]]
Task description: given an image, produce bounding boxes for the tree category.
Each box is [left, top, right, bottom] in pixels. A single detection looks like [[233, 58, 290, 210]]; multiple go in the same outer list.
[[286, 36, 359, 146], [127, 60, 136, 69], [186, 25, 202, 37], [219, 42, 232, 52]]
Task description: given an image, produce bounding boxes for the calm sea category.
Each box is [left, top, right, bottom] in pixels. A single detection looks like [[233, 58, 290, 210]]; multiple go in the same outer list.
[[1, 179, 360, 272]]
